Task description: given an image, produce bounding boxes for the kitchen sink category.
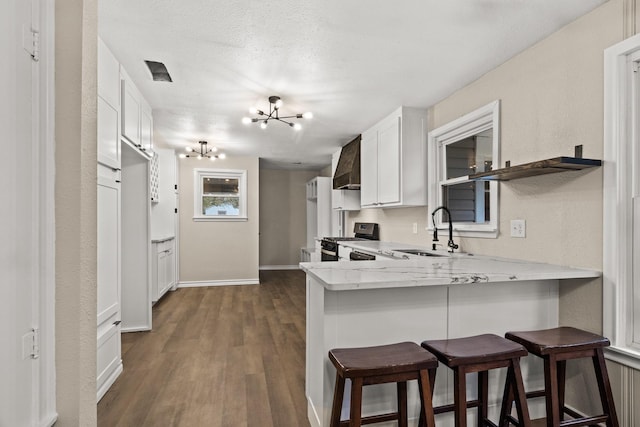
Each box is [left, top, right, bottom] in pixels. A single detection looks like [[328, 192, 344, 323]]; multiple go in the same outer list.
[[394, 249, 447, 257]]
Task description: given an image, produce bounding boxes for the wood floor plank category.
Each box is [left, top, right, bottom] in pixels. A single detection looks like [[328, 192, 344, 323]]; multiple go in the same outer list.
[[98, 270, 311, 427]]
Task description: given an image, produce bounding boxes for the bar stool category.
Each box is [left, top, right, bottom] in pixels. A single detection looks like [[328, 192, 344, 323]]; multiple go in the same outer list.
[[420, 334, 531, 427], [505, 326, 619, 427], [328, 341, 439, 427]]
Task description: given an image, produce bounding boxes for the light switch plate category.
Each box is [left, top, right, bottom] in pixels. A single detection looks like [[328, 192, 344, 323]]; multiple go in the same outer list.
[[510, 219, 526, 238]]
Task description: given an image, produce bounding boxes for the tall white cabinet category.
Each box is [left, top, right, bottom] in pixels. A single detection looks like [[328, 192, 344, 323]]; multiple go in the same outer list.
[[97, 38, 155, 401], [97, 38, 123, 401], [304, 177, 332, 262], [360, 107, 428, 208]]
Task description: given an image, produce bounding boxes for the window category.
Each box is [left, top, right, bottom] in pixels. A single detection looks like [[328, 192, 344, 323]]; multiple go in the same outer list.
[[428, 100, 500, 238], [603, 33, 640, 369], [193, 168, 247, 221]]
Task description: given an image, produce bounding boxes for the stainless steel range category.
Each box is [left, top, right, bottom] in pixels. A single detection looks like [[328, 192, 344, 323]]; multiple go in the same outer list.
[[320, 222, 379, 261]]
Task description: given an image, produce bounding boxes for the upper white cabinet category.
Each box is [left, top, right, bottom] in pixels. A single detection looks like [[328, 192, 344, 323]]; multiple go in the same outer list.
[[331, 149, 360, 210], [360, 106, 428, 208], [97, 39, 121, 170], [121, 68, 152, 153]]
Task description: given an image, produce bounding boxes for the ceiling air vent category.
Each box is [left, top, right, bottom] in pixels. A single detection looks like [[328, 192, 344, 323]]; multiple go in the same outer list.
[[144, 60, 172, 82]]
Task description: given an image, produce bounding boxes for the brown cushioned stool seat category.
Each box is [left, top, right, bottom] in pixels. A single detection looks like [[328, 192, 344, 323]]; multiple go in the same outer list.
[[420, 334, 531, 427], [505, 327, 619, 427], [328, 341, 438, 427]]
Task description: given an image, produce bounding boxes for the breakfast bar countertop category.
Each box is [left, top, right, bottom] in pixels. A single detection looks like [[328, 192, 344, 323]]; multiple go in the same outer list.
[[299, 242, 600, 291]]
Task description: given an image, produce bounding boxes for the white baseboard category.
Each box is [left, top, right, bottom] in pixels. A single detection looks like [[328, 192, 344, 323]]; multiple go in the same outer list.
[[259, 265, 300, 271], [178, 278, 260, 288]]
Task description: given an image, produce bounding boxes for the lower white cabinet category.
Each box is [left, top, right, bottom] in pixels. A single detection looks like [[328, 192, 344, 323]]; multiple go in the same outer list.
[[97, 166, 123, 401], [152, 238, 175, 303]]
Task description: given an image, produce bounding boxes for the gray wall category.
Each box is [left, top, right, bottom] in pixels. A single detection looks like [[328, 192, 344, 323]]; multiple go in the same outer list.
[[259, 168, 320, 268]]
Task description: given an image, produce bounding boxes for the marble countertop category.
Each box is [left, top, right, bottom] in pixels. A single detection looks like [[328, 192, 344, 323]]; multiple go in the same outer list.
[[299, 241, 600, 291]]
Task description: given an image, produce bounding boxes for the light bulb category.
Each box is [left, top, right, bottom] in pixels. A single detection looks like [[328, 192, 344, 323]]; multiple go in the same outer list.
[[178, 153, 186, 159], [197, 155, 202, 160], [242, 117, 251, 125], [260, 120, 268, 129], [303, 112, 313, 119], [210, 156, 216, 161], [293, 123, 302, 131], [274, 99, 283, 109], [218, 153, 226, 159], [249, 107, 258, 114], [211, 147, 218, 152], [186, 147, 193, 152]]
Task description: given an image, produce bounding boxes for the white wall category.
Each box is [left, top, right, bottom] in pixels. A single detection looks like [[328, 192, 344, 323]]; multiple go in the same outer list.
[[55, 0, 98, 424]]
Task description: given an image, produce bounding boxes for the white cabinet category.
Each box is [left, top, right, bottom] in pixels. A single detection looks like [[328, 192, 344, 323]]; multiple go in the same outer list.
[[360, 106, 428, 208], [305, 177, 332, 250], [121, 68, 153, 153], [152, 238, 175, 303], [97, 166, 122, 401], [331, 149, 360, 210], [97, 39, 120, 170]]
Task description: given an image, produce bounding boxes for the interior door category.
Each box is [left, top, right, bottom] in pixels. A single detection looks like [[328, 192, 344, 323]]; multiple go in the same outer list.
[[1, 0, 38, 424]]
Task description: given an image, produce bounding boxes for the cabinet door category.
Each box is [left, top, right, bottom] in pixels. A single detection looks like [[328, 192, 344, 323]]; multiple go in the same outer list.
[[97, 173, 122, 398], [360, 130, 378, 206], [156, 249, 167, 298], [98, 96, 120, 169], [98, 38, 120, 110], [164, 247, 175, 292], [97, 175, 120, 327], [140, 106, 152, 152], [377, 117, 401, 205], [121, 79, 141, 146]]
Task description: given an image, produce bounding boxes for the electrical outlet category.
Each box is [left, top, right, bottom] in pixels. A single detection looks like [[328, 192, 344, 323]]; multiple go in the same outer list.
[[412, 222, 418, 234], [510, 219, 526, 238]]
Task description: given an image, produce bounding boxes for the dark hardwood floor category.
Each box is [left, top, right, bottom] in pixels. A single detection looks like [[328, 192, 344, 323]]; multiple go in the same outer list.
[[98, 270, 310, 427]]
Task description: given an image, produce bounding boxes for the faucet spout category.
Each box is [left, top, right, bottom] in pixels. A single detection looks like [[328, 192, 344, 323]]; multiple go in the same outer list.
[[431, 206, 459, 253]]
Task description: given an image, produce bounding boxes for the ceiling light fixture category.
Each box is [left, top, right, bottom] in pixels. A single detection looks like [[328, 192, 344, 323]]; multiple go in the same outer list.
[[242, 95, 312, 131], [178, 141, 226, 160]]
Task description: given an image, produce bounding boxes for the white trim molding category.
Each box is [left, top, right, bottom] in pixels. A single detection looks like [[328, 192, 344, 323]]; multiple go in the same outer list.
[[603, 32, 640, 364], [428, 100, 500, 238], [178, 279, 259, 288], [193, 168, 248, 221]]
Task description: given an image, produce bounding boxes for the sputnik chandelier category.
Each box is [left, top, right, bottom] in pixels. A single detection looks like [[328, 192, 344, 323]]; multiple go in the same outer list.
[[242, 95, 312, 130], [178, 141, 226, 160]]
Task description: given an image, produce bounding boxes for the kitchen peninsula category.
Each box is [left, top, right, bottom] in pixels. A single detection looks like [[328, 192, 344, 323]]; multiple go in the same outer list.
[[300, 248, 600, 427]]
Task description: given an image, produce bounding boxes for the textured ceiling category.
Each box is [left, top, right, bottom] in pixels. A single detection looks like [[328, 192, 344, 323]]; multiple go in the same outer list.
[[99, 0, 605, 170]]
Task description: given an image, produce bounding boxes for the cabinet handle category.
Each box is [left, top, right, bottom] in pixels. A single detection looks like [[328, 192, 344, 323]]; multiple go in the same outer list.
[[113, 320, 121, 326], [115, 180, 121, 183]]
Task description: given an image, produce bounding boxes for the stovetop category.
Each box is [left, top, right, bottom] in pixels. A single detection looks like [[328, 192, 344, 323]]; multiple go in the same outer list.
[[322, 236, 369, 242]]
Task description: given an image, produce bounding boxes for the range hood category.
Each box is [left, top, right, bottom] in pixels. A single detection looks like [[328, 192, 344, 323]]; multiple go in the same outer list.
[[333, 135, 361, 190]]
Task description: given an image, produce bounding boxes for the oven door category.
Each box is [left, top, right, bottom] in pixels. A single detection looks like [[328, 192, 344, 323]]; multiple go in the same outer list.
[[350, 251, 376, 261], [320, 240, 339, 261]]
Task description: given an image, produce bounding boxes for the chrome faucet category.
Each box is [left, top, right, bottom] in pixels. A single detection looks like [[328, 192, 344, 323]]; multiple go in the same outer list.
[[431, 206, 459, 253]]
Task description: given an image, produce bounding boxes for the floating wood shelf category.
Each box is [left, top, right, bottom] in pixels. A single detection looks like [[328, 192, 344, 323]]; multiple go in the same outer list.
[[469, 156, 602, 181]]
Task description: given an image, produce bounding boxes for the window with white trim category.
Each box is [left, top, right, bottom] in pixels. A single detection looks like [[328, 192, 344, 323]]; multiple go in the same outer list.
[[428, 100, 500, 238], [193, 168, 247, 221], [603, 33, 640, 369]]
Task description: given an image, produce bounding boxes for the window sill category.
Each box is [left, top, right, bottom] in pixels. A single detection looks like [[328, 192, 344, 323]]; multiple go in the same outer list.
[[193, 216, 248, 222], [431, 225, 498, 239], [604, 346, 640, 371]]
